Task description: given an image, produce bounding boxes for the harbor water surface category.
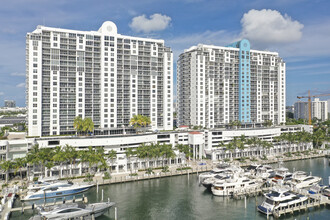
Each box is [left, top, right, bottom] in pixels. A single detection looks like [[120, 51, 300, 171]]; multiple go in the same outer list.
[[12, 157, 330, 220]]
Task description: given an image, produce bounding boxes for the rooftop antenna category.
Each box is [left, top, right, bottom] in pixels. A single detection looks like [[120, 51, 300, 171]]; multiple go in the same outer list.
[[43, 17, 45, 26]]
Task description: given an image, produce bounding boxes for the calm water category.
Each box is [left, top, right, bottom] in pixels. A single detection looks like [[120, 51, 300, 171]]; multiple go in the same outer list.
[[12, 158, 330, 220]]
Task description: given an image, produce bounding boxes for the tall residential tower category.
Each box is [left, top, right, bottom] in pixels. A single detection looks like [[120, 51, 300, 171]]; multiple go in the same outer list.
[[26, 21, 173, 136], [177, 39, 286, 128], [294, 98, 328, 121]]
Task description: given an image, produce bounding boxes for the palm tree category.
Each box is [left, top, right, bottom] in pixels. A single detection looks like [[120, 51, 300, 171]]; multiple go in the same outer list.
[[142, 115, 151, 128], [313, 129, 325, 149], [64, 145, 78, 176], [125, 148, 134, 174], [38, 148, 53, 178], [263, 120, 273, 127], [13, 157, 25, 180], [83, 118, 94, 135], [176, 144, 190, 165], [86, 146, 98, 174], [45, 161, 54, 177], [52, 146, 65, 178], [1, 160, 13, 183], [162, 144, 175, 166], [108, 149, 117, 175], [73, 116, 83, 136], [136, 143, 148, 169], [26, 144, 41, 179], [130, 114, 143, 129], [96, 147, 107, 173]]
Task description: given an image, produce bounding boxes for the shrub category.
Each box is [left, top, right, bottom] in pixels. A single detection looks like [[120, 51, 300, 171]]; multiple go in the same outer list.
[[260, 155, 268, 160], [162, 166, 169, 173], [103, 172, 111, 180], [145, 168, 154, 174]]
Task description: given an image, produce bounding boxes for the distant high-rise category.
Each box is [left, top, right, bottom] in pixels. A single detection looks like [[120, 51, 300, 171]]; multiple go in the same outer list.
[[4, 100, 16, 108], [177, 39, 286, 128], [26, 21, 173, 136], [294, 98, 328, 121]]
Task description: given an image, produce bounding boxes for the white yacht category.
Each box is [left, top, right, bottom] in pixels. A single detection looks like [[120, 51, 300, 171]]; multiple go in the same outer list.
[[245, 164, 262, 174], [287, 171, 321, 189], [269, 167, 292, 185], [255, 165, 275, 180], [201, 174, 231, 189], [29, 201, 115, 220], [28, 178, 69, 191], [23, 183, 94, 201], [257, 187, 308, 215], [198, 163, 242, 183], [211, 176, 263, 196]]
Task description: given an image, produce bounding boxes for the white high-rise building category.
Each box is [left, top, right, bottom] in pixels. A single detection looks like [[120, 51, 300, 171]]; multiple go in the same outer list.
[[26, 21, 173, 136], [294, 98, 328, 121], [177, 39, 286, 128]]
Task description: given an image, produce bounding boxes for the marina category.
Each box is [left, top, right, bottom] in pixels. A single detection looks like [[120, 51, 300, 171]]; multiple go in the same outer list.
[[5, 157, 330, 220]]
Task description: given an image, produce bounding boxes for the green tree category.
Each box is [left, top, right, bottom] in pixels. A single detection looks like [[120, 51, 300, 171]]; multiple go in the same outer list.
[[263, 120, 273, 127], [125, 148, 135, 174], [108, 149, 117, 175], [83, 118, 94, 135], [0, 160, 13, 183], [64, 145, 79, 176], [52, 146, 66, 178], [13, 157, 26, 180], [73, 116, 83, 135]]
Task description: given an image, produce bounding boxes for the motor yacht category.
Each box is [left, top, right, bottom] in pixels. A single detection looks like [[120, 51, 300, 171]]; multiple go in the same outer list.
[[308, 184, 330, 197], [29, 201, 115, 220], [198, 163, 242, 183], [201, 175, 231, 189], [255, 165, 275, 180], [28, 179, 69, 191], [245, 164, 262, 174], [23, 183, 94, 201], [287, 171, 321, 189], [257, 187, 308, 215], [211, 176, 263, 196], [269, 167, 292, 185]]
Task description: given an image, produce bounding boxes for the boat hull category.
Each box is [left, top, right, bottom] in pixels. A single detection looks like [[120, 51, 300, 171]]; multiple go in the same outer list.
[[23, 186, 93, 201]]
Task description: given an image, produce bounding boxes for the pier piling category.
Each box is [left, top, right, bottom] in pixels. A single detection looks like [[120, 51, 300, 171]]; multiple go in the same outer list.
[[115, 206, 118, 220]]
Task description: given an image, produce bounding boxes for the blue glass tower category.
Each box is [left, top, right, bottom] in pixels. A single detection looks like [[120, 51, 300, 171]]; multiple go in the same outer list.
[[227, 39, 251, 123]]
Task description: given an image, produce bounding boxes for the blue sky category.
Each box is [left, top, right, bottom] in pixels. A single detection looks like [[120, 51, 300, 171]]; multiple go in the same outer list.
[[0, 0, 330, 106]]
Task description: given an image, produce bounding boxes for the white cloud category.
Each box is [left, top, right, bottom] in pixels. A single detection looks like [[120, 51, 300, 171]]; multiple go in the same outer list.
[[240, 9, 304, 47], [0, 92, 4, 96], [10, 72, 25, 77], [130, 13, 171, 33], [16, 83, 25, 88]]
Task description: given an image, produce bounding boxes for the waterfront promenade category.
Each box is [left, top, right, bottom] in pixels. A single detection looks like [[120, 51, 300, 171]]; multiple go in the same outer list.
[[89, 151, 328, 186]]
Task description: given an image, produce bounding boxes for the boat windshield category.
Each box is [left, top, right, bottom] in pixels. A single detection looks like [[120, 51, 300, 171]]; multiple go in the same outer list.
[[265, 198, 274, 205], [247, 165, 257, 170]]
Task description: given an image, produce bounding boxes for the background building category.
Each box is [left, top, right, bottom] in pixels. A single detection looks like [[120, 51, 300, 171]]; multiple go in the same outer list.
[[26, 21, 173, 137], [177, 39, 286, 128], [4, 100, 16, 108], [294, 98, 328, 121]]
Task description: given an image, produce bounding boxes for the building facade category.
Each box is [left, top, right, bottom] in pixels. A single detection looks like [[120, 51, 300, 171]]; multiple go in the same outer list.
[[4, 100, 16, 108], [294, 98, 328, 121], [177, 39, 286, 128], [26, 21, 173, 136]]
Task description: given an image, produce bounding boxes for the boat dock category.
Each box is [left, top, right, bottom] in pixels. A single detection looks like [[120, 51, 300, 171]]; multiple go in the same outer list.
[[230, 183, 330, 219], [10, 196, 85, 213], [272, 195, 330, 218], [232, 186, 273, 199]]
